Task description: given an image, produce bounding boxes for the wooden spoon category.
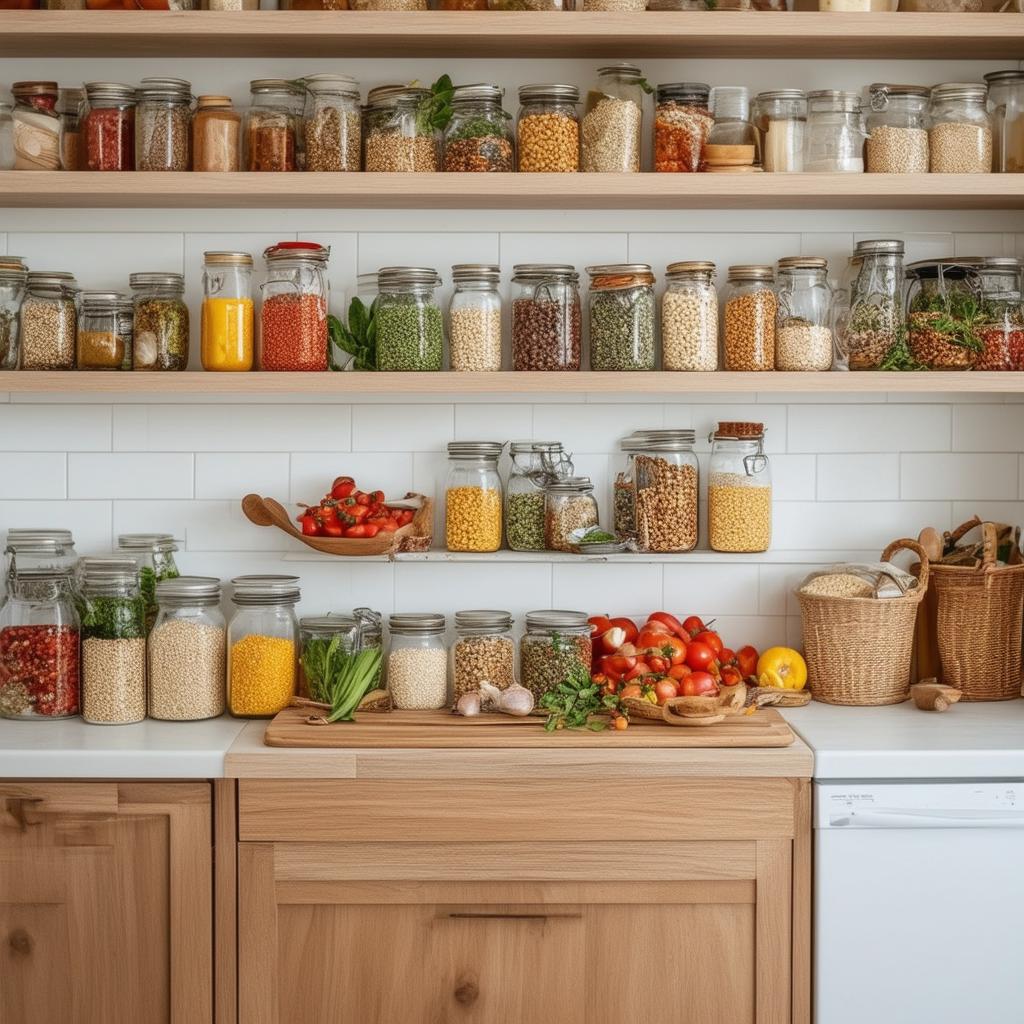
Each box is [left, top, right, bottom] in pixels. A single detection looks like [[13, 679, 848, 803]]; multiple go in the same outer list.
[[241, 493, 276, 528], [917, 526, 943, 563]]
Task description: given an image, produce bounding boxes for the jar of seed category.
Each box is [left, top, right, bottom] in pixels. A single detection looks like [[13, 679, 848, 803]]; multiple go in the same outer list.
[[928, 83, 992, 175], [299, 609, 385, 706], [192, 95, 241, 172], [0, 257, 27, 371], [865, 83, 929, 174], [21, 271, 77, 371], [245, 79, 301, 172], [511, 264, 581, 371], [905, 258, 983, 370], [582, 63, 644, 174], [544, 476, 598, 552], [506, 440, 566, 551], [451, 609, 515, 703], [445, 441, 504, 553], [302, 73, 361, 173], [775, 256, 835, 372], [77, 290, 128, 371], [836, 239, 904, 370], [443, 83, 515, 173], [519, 609, 592, 703], [116, 532, 180, 631], [722, 265, 776, 372], [449, 264, 502, 372], [130, 272, 189, 371], [586, 263, 656, 371], [82, 82, 136, 172], [375, 266, 444, 371], [11, 81, 60, 171], [654, 82, 712, 173], [387, 613, 448, 711], [202, 251, 254, 372], [135, 77, 193, 172], [613, 431, 649, 541], [363, 85, 439, 172], [635, 434, 699, 553], [517, 84, 580, 173], [662, 261, 718, 371], [708, 422, 772, 553], [259, 242, 330, 371], [752, 90, 806, 173]]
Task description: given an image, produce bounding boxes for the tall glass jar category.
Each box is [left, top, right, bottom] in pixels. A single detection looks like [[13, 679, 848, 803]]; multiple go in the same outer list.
[[662, 261, 718, 371], [519, 609, 591, 703], [975, 257, 1023, 372], [149, 576, 226, 721], [906, 258, 983, 370], [865, 83, 929, 174], [634, 435, 699, 553], [506, 440, 566, 551], [511, 264, 581, 370], [302, 73, 361, 173], [77, 291, 128, 371], [4, 529, 78, 600], [135, 77, 192, 172], [130, 272, 189, 371], [928, 83, 992, 174], [544, 476, 598, 552], [58, 87, 83, 171], [11, 81, 60, 171], [836, 239, 905, 370], [202, 251, 254, 372], [753, 90, 806, 173], [299, 609, 384, 706], [0, 103, 12, 171], [804, 90, 866, 173], [451, 610, 515, 704], [582, 63, 644, 174], [775, 256, 834, 372], [192, 95, 241, 172], [21, 271, 77, 371], [245, 80, 301, 172], [443, 83, 515, 173], [116, 533, 180, 631], [375, 266, 444, 371], [259, 242, 330, 371], [722, 265, 776, 371], [445, 441, 504, 553], [387, 613, 447, 711], [363, 85, 439, 172], [706, 86, 758, 171], [517, 84, 579, 173], [708, 422, 772, 553], [82, 82, 136, 172], [613, 432, 645, 541], [586, 263, 656, 371], [0, 257, 27, 371], [449, 264, 502, 372], [985, 70, 1024, 174], [654, 82, 712, 173]]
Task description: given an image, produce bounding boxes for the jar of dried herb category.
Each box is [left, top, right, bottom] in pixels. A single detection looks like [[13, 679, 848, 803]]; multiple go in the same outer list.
[[130, 272, 189, 371]]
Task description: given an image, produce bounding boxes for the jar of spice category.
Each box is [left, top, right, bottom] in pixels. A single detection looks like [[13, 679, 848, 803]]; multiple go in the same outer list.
[[452, 610, 515, 703], [58, 87, 83, 171], [116, 533, 181, 631], [449, 264, 502, 372], [708, 422, 772, 553], [865, 84, 929, 174], [259, 242, 330, 372], [302, 73, 361, 173], [0, 257, 27, 371], [722, 265, 776, 371], [753, 90, 806, 173], [202, 251, 254, 372], [0, 103, 12, 170], [905, 258, 983, 370], [976, 257, 1024, 371], [445, 441, 504, 553], [21, 271, 77, 371], [192, 95, 241, 172], [775, 256, 835, 372], [363, 85, 439, 173], [299, 609, 384, 706], [245, 79, 301, 172], [130, 272, 189, 371], [519, 609, 591, 703], [506, 441, 566, 551], [984, 70, 1024, 174], [836, 239, 904, 370], [11, 81, 60, 171], [77, 291, 128, 371], [148, 576, 226, 722], [227, 575, 299, 718], [706, 86, 759, 172], [134, 77, 192, 172], [4, 529, 78, 597], [662, 261, 718, 371], [587, 263, 655, 371], [517, 84, 580, 173], [375, 266, 444, 371], [654, 82, 712, 173], [635, 435, 699, 553], [544, 476, 598, 552], [443, 84, 515, 173], [804, 90, 866, 173], [582, 63, 644, 174], [511, 264, 581, 371], [83, 82, 136, 172], [387, 613, 448, 711], [928, 83, 992, 174]]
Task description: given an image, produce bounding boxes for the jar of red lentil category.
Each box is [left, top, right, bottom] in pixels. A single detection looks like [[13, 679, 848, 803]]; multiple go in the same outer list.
[[83, 82, 136, 172], [259, 242, 330, 372]]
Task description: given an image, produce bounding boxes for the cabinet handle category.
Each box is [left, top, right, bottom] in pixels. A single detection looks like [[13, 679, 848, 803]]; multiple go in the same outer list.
[[445, 912, 582, 921], [3, 797, 44, 832]]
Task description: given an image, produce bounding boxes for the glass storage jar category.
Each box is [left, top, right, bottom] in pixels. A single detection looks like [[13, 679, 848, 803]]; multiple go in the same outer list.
[[0, 103, 12, 171], [613, 432, 647, 541], [928, 83, 991, 174], [506, 440, 567, 551], [4, 529, 78, 599], [708, 422, 772, 553], [116, 533, 180, 630], [0, 257, 27, 371], [245, 80, 301, 172], [11, 81, 60, 171], [722, 265, 776, 371], [58, 87, 83, 171], [387, 613, 447, 711], [654, 82, 712, 173], [445, 441, 504, 553], [192, 95, 241, 172], [302, 73, 361, 173], [449, 264, 502, 371], [587, 263, 656, 371], [82, 82, 136, 171], [130, 271, 188, 371], [635, 434, 699, 553], [836, 239, 905, 370], [865, 83, 929, 173], [975, 257, 1023, 371], [77, 291, 128, 371], [753, 90, 806, 173], [985, 70, 1024, 174], [299, 608, 385, 706], [443, 83, 515, 172], [775, 256, 835, 372], [906, 258, 983, 370], [511, 264, 582, 371], [148, 576, 225, 721], [451, 609, 515, 703], [582, 63, 644, 174], [259, 242, 330, 371], [519, 609, 592, 703], [544, 476, 598, 552], [135, 76, 192, 172], [363, 85, 438, 172], [804, 90, 866, 172], [706, 86, 759, 171], [115, 295, 134, 371], [375, 266, 443, 371], [202, 251, 254, 372], [517, 84, 580, 173], [662, 261, 718, 371], [21, 271, 77, 371]]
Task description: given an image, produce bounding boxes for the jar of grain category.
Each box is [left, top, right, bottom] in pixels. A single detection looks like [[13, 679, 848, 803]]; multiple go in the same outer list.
[[511, 264, 581, 370], [582, 63, 644, 174], [517, 84, 580, 173], [662, 261, 718, 371], [202, 251, 254, 372], [706, 86, 759, 171], [506, 440, 567, 551], [635, 434, 699, 553], [804, 90, 866, 173], [299, 609, 385, 706], [21, 271, 77, 371], [57, 87, 83, 171], [519, 610, 591, 703], [245, 79, 301, 172], [375, 266, 444, 371], [77, 291, 128, 371], [836, 239, 904, 370], [116, 533, 181, 631], [654, 82, 712, 173], [976, 257, 1024, 371], [928, 83, 992, 174], [451, 609, 515, 703], [984, 70, 1024, 174], [130, 272, 189, 371], [82, 82, 136, 172], [259, 242, 330, 371], [775, 256, 834, 372], [722, 265, 776, 371], [449, 264, 502, 372], [445, 441, 504, 553], [135, 77, 193, 172], [0, 257, 27, 371], [752, 90, 806, 173], [443, 84, 515, 173], [227, 575, 299, 718], [865, 83, 929, 174], [708, 422, 771, 553], [387, 613, 447, 711], [544, 476, 598, 552], [905, 258, 983, 370], [586, 263, 656, 371], [363, 85, 438, 172], [149, 576, 226, 721], [302, 73, 361, 173], [192, 95, 241, 172], [11, 81, 60, 171]]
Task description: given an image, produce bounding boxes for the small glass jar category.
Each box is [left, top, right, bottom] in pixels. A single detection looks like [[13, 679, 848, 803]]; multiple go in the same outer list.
[[116, 533, 180, 631], [445, 441, 504, 553], [77, 290, 128, 371], [519, 609, 592, 703], [753, 90, 806, 173], [259, 242, 330, 371], [722, 265, 776, 371], [135, 77, 192, 172], [302, 73, 361, 173], [836, 239, 905, 371], [11, 81, 60, 171], [511, 264, 582, 371], [115, 296, 134, 371], [192, 95, 242, 172], [387, 613, 447, 711], [865, 83, 929, 174], [587, 263, 655, 371], [443, 83, 515, 173], [21, 271, 77, 371], [706, 86, 759, 172], [299, 609, 384, 705], [662, 261, 718, 371], [57, 87, 83, 171], [654, 82, 712, 173], [635, 435, 699, 553], [245, 79, 301, 172], [976, 257, 1024, 372], [451, 610, 515, 703], [928, 83, 992, 174], [375, 266, 444, 371], [227, 575, 299, 718], [83, 82, 136, 172], [506, 441, 566, 551], [985, 70, 1024, 174], [202, 251, 254, 372], [0, 257, 27, 371], [582, 63, 644, 174], [544, 476, 598, 552], [775, 256, 834, 372], [804, 90, 866, 173], [363, 85, 439, 173], [517, 84, 580, 173], [4, 529, 78, 598], [708, 422, 772, 553], [130, 271, 189, 371], [148, 576, 226, 721], [449, 264, 502, 372], [906, 258, 983, 370]]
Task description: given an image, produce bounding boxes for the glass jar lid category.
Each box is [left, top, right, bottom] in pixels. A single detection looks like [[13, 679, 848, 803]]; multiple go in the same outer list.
[[980, 256, 1022, 276], [300, 613, 358, 631], [136, 77, 193, 101], [264, 242, 330, 266], [930, 82, 987, 104], [656, 82, 711, 105], [587, 264, 654, 282], [79, 290, 126, 311], [545, 475, 594, 494], [512, 263, 579, 283], [756, 89, 806, 103], [807, 89, 861, 112], [79, 556, 139, 586], [12, 80, 59, 98], [197, 94, 235, 110], [518, 84, 579, 105], [713, 421, 765, 440], [854, 239, 905, 258], [454, 609, 513, 631], [868, 83, 929, 109], [388, 612, 445, 635], [84, 82, 136, 103], [365, 85, 430, 110], [984, 70, 1024, 86], [27, 271, 76, 290], [906, 257, 982, 281], [117, 532, 179, 554], [524, 609, 589, 630], [12, 566, 72, 583], [452, 263, 500, 284], [0, 259, 28, 285], [510, 440, 563, 455], [157, 576, 221, 602], [666, 260, 716, 279], [710, 86, 750, 120], [5, 528, 74, 552], [640, 432, 697, 451], [728, 264, 774, 283], [129, 272, 185, 290], [378, 266, 442, 289], [597, 62, 643, 82], [250, 79, 303, 97], [204, 251, 254, 267], [452, 84, 505, 106], [447, 441, 505, 460], [231, 574, 301, 605], [778, 256, 828, 272], [302, 73, 360, 99]]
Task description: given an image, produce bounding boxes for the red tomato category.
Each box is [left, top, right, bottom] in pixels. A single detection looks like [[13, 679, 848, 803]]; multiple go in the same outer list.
[[619, 683, 643, 700], [299, 514, 321, 537], [635, 628, 668, 653], [399, 509, 415, 525], [331, 478, 356, 500], [350, 504, 370, 520], [641, 618, 673, 635], [609, 617, 639, 644], [355, 492, 372, 506], [668, 664, 692, 682], [647, 611, 686, 638], [685, 641, 715, 672], [720, 666, 743, 687], [678, 671, 719, 697], [362, 524, 380, 538], [647, 655, 669, 674], [693, 630, 723, 656], [719, 647, 736, 666], [624, 661, 651, 682], [603, 654, 636, 676], [681, 615, 706, 637], [343, 525, 367, 538], [653, 680, 678, 706], [661, 635, 687, 666], [736, 645, 759, 678], [375, 521, 399, 533], [321, 521, 343, 537], [588, 615, 613, 638]]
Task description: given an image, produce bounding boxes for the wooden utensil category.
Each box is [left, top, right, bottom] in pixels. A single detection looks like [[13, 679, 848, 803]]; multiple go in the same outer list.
[[910, 679, 962, 712], [915, 526, 942, 682]]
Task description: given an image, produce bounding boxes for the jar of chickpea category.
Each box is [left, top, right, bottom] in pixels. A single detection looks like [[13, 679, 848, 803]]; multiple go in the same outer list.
[[662, 261, 718, 371], [708, 422, 771, 553], [445, 441, 505, 553], [722, 265, 776, 371], [517, 84, 580, 173]]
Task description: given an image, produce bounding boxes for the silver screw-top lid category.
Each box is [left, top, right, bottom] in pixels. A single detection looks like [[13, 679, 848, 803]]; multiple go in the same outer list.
[[447, 441, 506, 460], [512, 264, 579, 283], [853, 239, 905, 258], [524, 609, 590, 630], [777, 256, 828, 272], [388, 612, 446, 635], [454, 609, 513, 632], [117, 533, 178, 554], [728, 264, 775, 283], [452, 84, 505, 106], [545, 475, 594, 494], [930, 82, 988, 103], [302, 73, 360, 98], [129, 272, 185, 290], [518, 83, 580, 105], [157, 576, 221, 601], [230, 574, 301, 605], [377, 266, 442, 288], [452, 264, 500, 283]]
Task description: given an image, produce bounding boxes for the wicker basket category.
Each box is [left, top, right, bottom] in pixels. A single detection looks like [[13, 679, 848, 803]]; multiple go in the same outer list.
[[798, 539, 929, 706]]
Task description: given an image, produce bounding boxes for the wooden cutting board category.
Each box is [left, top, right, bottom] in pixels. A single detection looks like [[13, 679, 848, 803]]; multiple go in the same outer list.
[[263, 706, 796, 749]]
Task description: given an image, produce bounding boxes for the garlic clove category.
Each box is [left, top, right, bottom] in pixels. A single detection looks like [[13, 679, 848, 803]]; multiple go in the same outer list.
[[498, 683, 535, 717], [455, 691, 482, 717]]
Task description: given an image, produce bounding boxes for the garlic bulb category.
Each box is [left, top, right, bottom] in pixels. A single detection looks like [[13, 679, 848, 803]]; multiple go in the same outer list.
[[480, 680, 535, 717], [455, 692, 481, 717]]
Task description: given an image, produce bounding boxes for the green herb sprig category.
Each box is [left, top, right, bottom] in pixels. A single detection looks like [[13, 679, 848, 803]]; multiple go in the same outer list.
[[414, 74, 455, 135], [329, 297, 377, 371], [539, 657, 620, 732], [301, 636, 383, 723]]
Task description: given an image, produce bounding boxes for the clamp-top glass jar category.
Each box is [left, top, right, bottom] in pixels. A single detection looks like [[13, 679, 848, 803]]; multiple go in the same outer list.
[[511, 264, 582, 371], [613, 431, 666, 541], [835, 239, 904, 370], [753, 90, 806, 173], [130, 271, 189, 371], [775, 256, 834, 372], [375, 267, 444, 371], [21, 271, 77, 371], [449, 264, 502, 372], [722, 265, 776, 371], [544, 476, 598, 552], [708, 422, 772, 553], [654, 82, 712, 173], [635, 434, 699, 553], [116, 532, 180, 630], [506, 441, 567, 551], [517, 84, 580, 173], [135, 76, 192, 172], [975, 257, 1023, 371], [83, 82, 136, 171], [245, 79, 301, 172], [0, 256, 27, 370], [662, 261, 718, 371], [582, 63, 644, 174], [519, 610, 592, 703], [202, 251, 254, 372], [302, 73, 361, 173], [259, 242, 330, 371], [445, 441, 504, 553], [928, 83, 991, 175], [11, 81, 60, 171], [804, 90, 866, 173], [387, 613, 448, 711], [77, 290, 129, 371], [865, 83, 929, 174], [906, 258, 983, 370], [451, 610, 515, 703], [299, 609, 385, 706], [985, 70, 1024, 174], [443, 84, 515, 173], [363, 85, 439, 172], [4, 529, 78, 600], [586, 264, 656, 371]]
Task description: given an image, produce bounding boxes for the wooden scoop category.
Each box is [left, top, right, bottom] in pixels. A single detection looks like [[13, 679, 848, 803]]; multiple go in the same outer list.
[[911, 680, 962, 712]]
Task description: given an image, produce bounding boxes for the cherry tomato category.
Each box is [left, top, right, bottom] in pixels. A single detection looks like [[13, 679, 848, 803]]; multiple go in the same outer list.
[[668, 664, 692, 682], [588, 615, 613, 638], [399, 509, 415, 526], [355, 491, 372, 506], [299, 514, 321, 536], [331, 478, 356, 500], [736, 645, 759, 678], [685, 641, 715, 672], [603, 653, 637, 676], [660, 635, 687, 665], [653, 679, 678, 706], [647, 655, 669, 674], [678, 671, 719, 697], [321, 521, 343, 537], [720, 666, 744, 687], [681, 615, 706, 637], [609, 617, 639, 644], [613, 715, 629, 731], [624, 661, 651, 682], [375, 521, 399, 533], [619, 683, 643, 700], [635, 628, 669, 653], [350, 504, 370, 520], [719, 647, 736, 666], [693, 630, 723, 656], [343, 525, 367, 538], [362, 523, 380, 538]]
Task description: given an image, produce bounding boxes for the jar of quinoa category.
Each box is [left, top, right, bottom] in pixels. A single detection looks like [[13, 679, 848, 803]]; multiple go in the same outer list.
[[21, 271, 77, 371], [259, 242, 330, 371], [363, 85, 439, 172], [451, 610, 515, 704], [544, 476, 598, 552]]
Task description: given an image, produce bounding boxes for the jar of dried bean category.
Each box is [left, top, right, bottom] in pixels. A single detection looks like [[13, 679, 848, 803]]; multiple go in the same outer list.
[[635, 435, 699, 553], [753, 90, 806, 173], [583, 63, 644, 174], [587, 263, 655, 371], [302, 73, 361, 173], [387, 613, 448, 711], [83, 82, 136, 171], [77, 291, 128, 371], [984, 70, 1024, 174], [116, 533, 180, 631], [11, 81, 60, 171], [905, 258, 983, 370], [804, 90, 866, 173], [192, 95, 241, 172], [519, 610, 591, 703], [452, 609, 515, 703], [135, 77, 192, 172], [130, 272, 189, 371], [662, 261, 718, 371], [202, 251, 254, 372], [654, 82, 712, 173], [836, 239, 904, 370], [708, 422, 772, 553], [511, 264, 581, 371], [976, 257, 1024, 371], [299, 609, 385, 706], [445, 441, 504, 553], [544, 476, 598, 552], [259, 242, 330, 371], [21, 271, 77, 371], [443, 84, 515, 173], [363, 85, 439, 173], [865, 84, 929, 174], [775, 256, 834, 372], [928, 83, 992, 174], [58, 87, 83, 171], [722, 265, 776, 371], [375, 266, 444, 371], [0, 257, 27, 371], [245, 80, 301, 172], [507, 440, 567, 551], [449, 264, 502, 372], [517, 84, 580, 173]]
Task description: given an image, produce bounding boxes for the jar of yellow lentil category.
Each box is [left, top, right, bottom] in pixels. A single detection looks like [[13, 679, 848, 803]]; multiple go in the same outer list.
[[227, 574, 299, 718], [707, 421, 772, 553], [445, 441, 505, 553], [201, 251, 254, 372]]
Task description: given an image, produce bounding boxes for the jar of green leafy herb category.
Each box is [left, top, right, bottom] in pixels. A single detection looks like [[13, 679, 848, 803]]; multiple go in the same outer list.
[[443, 84, 515, 173], [835, 239, 905, 371], [506, 440, 567, 551], [586, 263, 656, 371], [519, 610, 592, 702], [116, 533, 180, 631], [375, 266, 444, 371], [130, 271, 189, 371], [905, 258, 984, 370]]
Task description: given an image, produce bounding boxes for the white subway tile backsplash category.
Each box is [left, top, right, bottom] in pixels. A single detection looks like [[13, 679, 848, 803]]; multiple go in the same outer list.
[[773, 501, 951, 550], [770, 454, 816, 501], [69, 453, 194, 500], [663, 564, 761, 617], [352, 405, 454, 453], [817, 454, 899, 501], [901, 453, 1018, 501], [0, 405, 112, 452], [394, 561, 551, 619], [788, 404, 951, 453], [454, 404, 533, 442], [196, 453, 290, 501], [552, 563, 663, 619], [112, 500, 283, 552], [0, 454, 66, 499], [953, 405, 1024, 452], [532, 404, 663, 454], [0, 500, 112, 553]]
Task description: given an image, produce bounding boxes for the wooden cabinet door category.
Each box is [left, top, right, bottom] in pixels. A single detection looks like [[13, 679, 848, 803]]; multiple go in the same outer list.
[[0, 781, 213, 1024]]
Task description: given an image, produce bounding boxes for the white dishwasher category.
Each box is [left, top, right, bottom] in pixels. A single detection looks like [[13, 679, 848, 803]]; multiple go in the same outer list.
[[814, 781, 1024, 1024]]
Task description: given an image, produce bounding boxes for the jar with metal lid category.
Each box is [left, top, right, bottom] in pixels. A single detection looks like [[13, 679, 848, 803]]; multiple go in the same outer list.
[[975, 257, 1023, 371], [587, 263, 656, 371], [775, 256, 835, 372], [11, 81, 60, 171], [865, 84, 929, 174], [443, 84, 515, 173], [708, 422, 771, 553], [662, 261, 718, 371], [613, 431, 649, 541], [135, 77, 192, 172], [506, 441, 568, 551], [722, 265, 776, 371], [375, 266, 444, 371], [202, 251, 254, 372], [4, 529, 77, 600], [446, 441, 504, 553], [836, 239, 905, 371], [753, 90, 806, 173], [985, 70, 1024, 174], [634, 434, 699, 553], [0, 257, 27, 370], [130, 271, 188, 371], [302, 73, 361, 173], [148, 576, 226, 721], [387, 613, 448, 711], [452, 610, 515, 703], [77, 291, 129, 370], [519, 609, 592, 703], [259, 242, 330, 371], [582, 63, 644, 174], [192, 95, 241, 172], [906, 258, 983, 370], [363, 85, 439, 173], [21, 271, 77, 371], [706, 86, 759, 171], [511, 264, 582, 370], [58, 87, 83, 171], [82, 82, 136, 171], [928, 83, 991, 174], [517, 84, 580, 173], [299, 608, 385, 708], [654, 82, 712, 173], [449, 264, 502, 372], [245, 80, 301, 172], [544, 476, 598, 552], [116, 533, 181, 630], [804, 90, 866, 173]]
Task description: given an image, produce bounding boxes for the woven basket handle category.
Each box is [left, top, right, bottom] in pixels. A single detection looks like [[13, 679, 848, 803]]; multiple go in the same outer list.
[[945, 516, 982, 548], [880, 537, 930, 591]]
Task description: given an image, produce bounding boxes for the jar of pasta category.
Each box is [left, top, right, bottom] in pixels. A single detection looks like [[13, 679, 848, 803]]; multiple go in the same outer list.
[[245, 79, 301, 172], [586, 263, 656, 371], [445, 441, 504, 553], [722, 265, 776, 372], [77, 291, 128, 371], [708, 422, 772, 553], [363, 85, 438, 172], [544, 476, 598, 552], [202, 251, 254, 372], [662, 261, 718, 371], [517, 84, 579, 173], [130, 272, 189, 371], [259, 242, 330, 371], [21, 271, 77, 371]]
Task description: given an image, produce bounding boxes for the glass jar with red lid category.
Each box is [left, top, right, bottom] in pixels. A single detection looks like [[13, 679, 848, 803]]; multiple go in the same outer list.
[[259, 242, 330, 372], [83, 82, 136, 172]]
